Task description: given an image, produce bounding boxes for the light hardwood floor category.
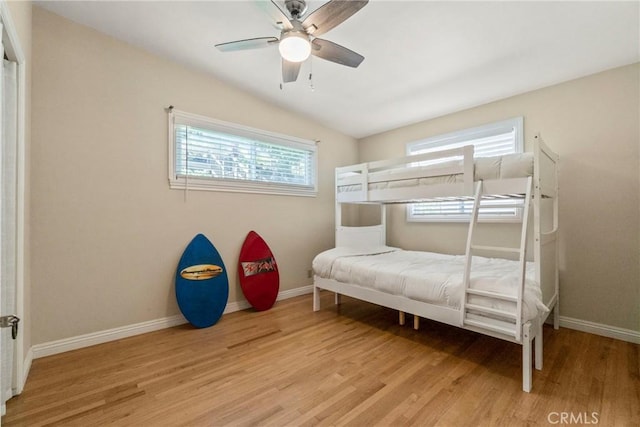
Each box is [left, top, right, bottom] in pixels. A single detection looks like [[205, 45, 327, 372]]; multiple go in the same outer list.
[[4, 292, 639, 426]]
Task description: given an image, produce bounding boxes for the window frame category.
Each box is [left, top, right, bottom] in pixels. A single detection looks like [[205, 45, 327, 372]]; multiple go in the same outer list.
[[168, 109, 318, 197], [406, 117, 524, 223]]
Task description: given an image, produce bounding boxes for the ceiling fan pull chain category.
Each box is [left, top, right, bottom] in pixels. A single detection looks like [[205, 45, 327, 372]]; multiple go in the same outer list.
[[309, 57, 314, 92]]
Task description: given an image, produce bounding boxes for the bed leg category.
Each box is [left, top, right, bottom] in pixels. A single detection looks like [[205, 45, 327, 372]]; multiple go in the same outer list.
[[413, 315, 420, 330], [523, 337, 532, 392], [522, 323, 533, 392], [399, 311, 406, 326], [535, 320, 543, 371], [313, 286, 320, 312], [335, 293, 342, 306]]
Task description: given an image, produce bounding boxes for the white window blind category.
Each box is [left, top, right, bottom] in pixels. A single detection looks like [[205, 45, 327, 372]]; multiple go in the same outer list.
[[407, 117, 523, 222], [168, 110, 317, 196]]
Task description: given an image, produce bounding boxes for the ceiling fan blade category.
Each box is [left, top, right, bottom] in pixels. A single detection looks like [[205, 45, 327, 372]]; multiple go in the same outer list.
[[302, 0, 369, 37], [311, 38, 364, 68], [282, 59, 301, 83], [255, 0, 294, 31], [215, 37, 279, 52]]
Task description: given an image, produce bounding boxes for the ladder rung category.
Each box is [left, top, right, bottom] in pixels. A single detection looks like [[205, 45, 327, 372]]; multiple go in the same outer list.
[[466, 288, 518, 302], [464, 303, 517, 320], [464, 318, 516, 337], [471, 245, 520, 254]]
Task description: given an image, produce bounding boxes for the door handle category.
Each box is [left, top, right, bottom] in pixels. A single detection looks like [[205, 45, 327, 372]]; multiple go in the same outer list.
[[0, 315, 20, 339]]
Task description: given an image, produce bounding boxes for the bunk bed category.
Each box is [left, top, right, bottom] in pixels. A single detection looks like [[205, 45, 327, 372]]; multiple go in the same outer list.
[[312, 134, 559, 392]]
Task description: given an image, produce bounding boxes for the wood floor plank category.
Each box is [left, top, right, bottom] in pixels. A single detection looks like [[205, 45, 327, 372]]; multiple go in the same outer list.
[[4, 292, 639, 426]]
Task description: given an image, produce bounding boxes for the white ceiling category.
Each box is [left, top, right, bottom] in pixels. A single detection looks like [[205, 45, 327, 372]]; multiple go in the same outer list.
[[36, 0, 640, 138]]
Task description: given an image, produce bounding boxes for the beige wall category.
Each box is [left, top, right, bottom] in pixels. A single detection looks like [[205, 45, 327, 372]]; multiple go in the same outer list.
[[31, 8, 358, 345], [5, 0, 32, 372], [358, 63, 640, 332]]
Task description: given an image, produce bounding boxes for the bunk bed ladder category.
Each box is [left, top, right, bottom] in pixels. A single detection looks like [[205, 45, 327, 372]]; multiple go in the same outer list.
[[460, 177, 533, 342]]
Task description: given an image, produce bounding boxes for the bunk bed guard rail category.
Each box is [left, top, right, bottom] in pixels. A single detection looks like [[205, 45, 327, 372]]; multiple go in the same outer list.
[[335, 145, 475, 203]]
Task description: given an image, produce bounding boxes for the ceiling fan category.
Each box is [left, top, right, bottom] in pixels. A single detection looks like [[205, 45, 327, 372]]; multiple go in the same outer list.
[[215, 0, 369, 84]]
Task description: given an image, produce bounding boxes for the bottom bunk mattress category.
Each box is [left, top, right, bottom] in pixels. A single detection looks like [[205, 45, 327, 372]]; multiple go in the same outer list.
[[312, 246, 548, 322]]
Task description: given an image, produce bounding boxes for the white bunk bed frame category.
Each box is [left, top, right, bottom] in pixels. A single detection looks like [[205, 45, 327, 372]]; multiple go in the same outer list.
[[313, 134, 559, 392]]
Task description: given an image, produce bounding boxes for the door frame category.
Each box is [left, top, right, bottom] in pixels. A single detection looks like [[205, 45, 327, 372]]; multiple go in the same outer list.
[[0, 0, 27, 397]]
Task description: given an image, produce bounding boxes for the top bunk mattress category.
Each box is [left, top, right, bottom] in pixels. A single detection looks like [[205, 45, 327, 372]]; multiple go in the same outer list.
[[337, 152, 533, 195]]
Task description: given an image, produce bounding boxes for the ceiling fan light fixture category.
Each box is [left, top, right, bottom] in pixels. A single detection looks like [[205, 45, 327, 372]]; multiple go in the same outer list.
[[278, 31, 311, 62]]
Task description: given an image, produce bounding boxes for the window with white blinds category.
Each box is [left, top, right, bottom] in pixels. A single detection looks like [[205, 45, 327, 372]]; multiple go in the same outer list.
[[406, 117, 524, 222], [168, 110, 317, 196]]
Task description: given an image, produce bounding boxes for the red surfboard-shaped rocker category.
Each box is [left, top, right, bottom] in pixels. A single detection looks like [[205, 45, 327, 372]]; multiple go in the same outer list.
[[238, 231, 279, 311]]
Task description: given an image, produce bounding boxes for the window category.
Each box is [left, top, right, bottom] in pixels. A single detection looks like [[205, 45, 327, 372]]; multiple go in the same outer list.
[[168, 110, 317, 196], [406, 117, 524, 222]]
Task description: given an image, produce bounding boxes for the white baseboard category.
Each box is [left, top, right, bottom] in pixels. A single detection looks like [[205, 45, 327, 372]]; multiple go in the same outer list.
[[32, 314, 188, 359], [32, 285, 313, 360], [223, 285, 313, 313], [275, 284, 314, 301], [559, 316, 640, 344]]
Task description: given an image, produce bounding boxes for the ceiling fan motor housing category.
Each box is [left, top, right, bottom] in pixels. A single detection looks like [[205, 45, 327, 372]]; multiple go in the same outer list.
[[285, 0, 308, 19]]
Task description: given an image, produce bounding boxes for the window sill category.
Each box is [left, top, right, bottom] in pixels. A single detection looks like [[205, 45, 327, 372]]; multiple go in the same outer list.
[[169, 178, 317, 198]]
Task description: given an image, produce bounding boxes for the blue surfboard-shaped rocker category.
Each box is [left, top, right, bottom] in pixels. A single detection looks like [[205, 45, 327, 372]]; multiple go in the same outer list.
[[175, 234, 229, 328]]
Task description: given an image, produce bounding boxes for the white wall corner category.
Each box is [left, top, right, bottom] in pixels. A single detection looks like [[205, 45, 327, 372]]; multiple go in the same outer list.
[[14, 346, 32, 395]]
